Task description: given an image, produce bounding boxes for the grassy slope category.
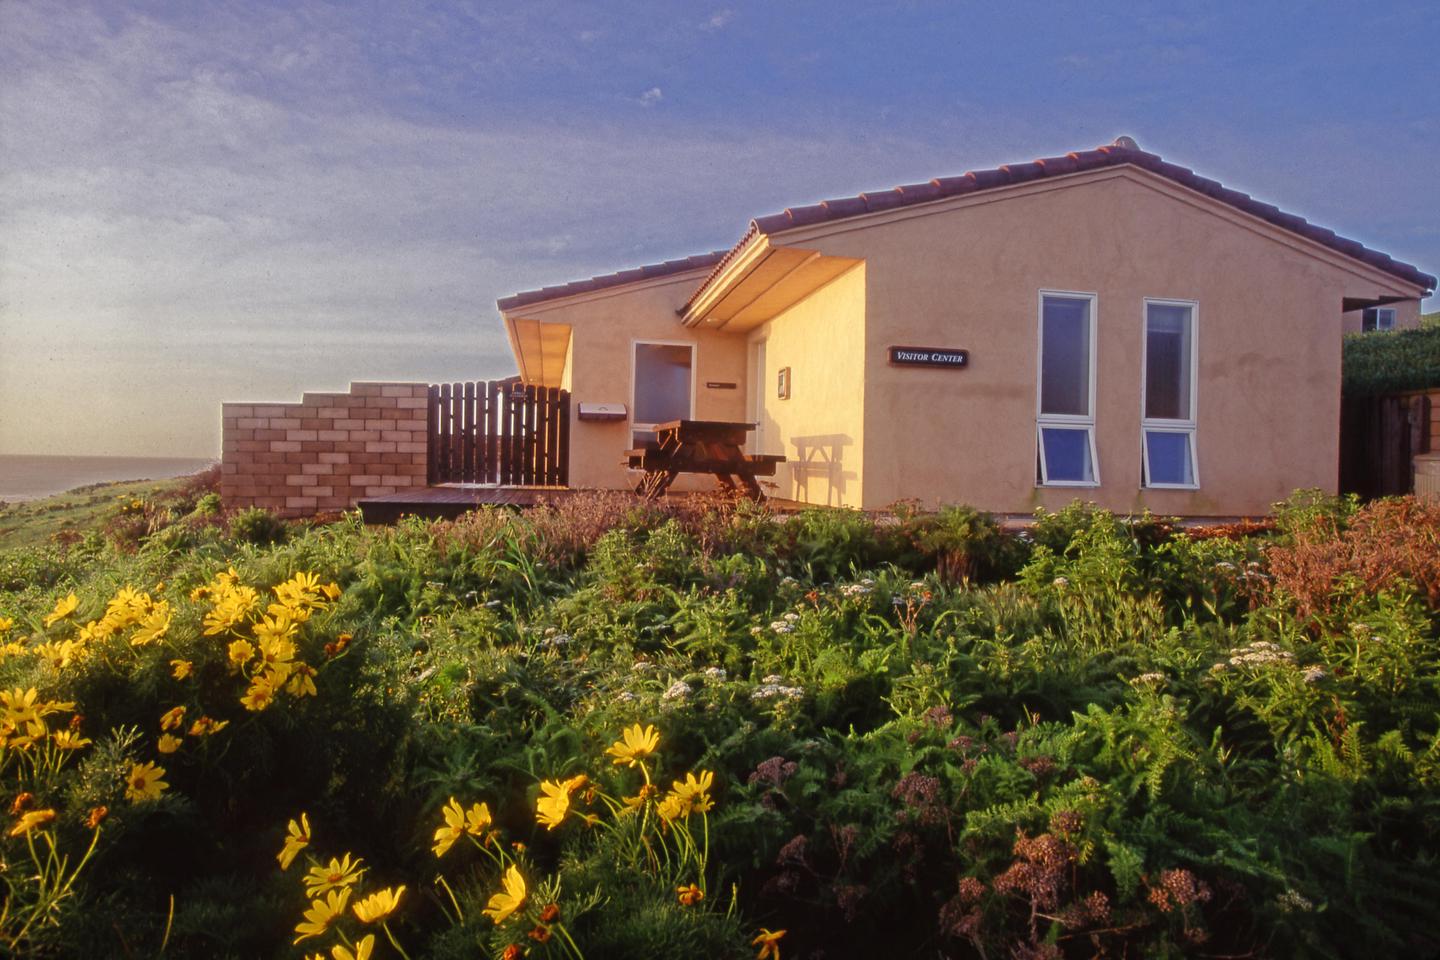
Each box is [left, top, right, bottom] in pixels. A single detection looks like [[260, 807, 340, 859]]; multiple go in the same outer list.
[[1424, 310, 1438, 328], [0, 476, 190, 550]]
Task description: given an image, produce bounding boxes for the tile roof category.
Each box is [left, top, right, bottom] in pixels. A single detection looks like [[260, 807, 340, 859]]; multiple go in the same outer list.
[[496, 251, 729, 311], [681, 140, 1435, 311], [499, 140, 1434, 314]]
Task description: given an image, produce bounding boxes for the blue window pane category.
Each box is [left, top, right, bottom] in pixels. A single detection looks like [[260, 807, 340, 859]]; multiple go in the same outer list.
[[1041, 427, 1094, 483], [1146, 431, 1194, 485]]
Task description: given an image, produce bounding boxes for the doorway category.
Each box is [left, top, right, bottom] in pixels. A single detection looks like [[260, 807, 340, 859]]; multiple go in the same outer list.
[[632, 341, 694, 447]]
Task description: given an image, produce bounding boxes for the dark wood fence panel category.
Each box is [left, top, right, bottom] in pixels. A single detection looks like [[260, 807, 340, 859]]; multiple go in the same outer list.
[[427, 380, 569, 487], [1340, 393, 1431, 499]]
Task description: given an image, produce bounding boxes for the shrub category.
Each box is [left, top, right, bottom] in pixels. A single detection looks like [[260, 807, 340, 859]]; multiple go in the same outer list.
[[228, 507, 288, 546]]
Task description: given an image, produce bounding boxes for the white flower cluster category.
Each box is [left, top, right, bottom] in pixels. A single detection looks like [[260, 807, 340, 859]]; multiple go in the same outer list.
[[1132, 672, 1166, 685], [752, 674, 804, 702], [1223, 641, 1295, 668], [616, 691, 637, 703], [703, 666, 727, 682], [769, 612, 801, 634], [663, 680, 693, 701], [1275, 889, 1314, 913], [1301, 665, 1326, 684], [840, 578, 875, 598], [538, 632, 571, 649]]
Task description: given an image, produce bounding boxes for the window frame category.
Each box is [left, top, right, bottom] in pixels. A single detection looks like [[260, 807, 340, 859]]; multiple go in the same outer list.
[[629, 339, 696, 446], [1140, 297, 1200, 490], [1362, 307, 1396, 332], [1035, 289, 1100, 487]]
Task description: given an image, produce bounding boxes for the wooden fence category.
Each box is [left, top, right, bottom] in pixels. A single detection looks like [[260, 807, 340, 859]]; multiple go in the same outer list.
[[427, 380, 570, 486], [1339, 392, 1431, 498]]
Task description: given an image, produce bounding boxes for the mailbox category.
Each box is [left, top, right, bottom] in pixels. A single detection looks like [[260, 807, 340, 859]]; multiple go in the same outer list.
[[577, 402, 627, 422]]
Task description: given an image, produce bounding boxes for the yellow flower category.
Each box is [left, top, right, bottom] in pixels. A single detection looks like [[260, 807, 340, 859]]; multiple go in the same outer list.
[[352, 885, 405, 924], [131, 603, 172, 646], [159, 705, 187, 731], [158, 733, 183, 754], [189, 716, 229, 737], [433, 801, 465, 857], [294, 888, 351, 944], [659, 770, 716, 821], [753, 928, 786, 960], [204, 585, 258, 635], [52, 729, 92, 750], [465, 800, 493, 835], [274, 571, 324, 610], [677, 883, 704, 906], [43, 593, 79, 627], [285, 663, 318, 698], [535, 780, 572, 831], [605, 723, 660, 767], [241, 674, 278, 711], [331, 935, 374, 960], [171, 659, 193, 680], [320, 582, 342, 602], [303, 853, 366, 898], [277, 812, 310, 870], [33, 640, 76, 670], [125, 761, 169, 802], [255, 609, 301, 649], [0, 616, 13, 633], [9, 808, 56, 836], [228, 638, 256, 669], [482, 865, 527, 924]]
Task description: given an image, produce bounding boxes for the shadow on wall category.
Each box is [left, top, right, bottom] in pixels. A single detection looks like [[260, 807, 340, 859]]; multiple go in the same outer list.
[[788, 434, 856, 506]]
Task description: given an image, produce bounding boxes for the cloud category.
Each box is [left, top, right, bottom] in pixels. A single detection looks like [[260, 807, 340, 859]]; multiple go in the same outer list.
[[638, 86, 663, 107], [701, 9, 734, 31]]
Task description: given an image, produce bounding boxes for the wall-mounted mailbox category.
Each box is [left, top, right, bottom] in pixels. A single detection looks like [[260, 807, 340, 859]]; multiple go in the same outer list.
[[578, 402, 627, 422]]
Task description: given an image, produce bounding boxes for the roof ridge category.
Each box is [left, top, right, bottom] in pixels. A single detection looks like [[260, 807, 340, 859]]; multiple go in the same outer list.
[[680, 143, 1433, 311]]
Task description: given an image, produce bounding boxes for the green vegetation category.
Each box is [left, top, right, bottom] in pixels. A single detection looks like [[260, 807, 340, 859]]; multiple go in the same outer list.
[[1, 490, 1438, 958], [1422, 310, 1438, 329], [1342, 323, 1440, 396], [0, 471, 217, 550]]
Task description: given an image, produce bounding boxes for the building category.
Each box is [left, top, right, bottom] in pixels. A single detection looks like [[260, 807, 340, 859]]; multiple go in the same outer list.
[[495, 138, 1435, 516]]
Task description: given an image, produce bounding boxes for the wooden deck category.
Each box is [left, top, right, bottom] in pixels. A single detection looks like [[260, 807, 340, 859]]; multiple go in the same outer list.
[[356, 485, 809, 523]]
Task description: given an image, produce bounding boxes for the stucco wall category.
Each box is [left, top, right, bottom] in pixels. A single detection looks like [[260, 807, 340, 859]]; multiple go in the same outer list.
[[1340, 297, 1422, 334], [763, 167, 1426, 516], [502, 272, 749, 492], [221, 382, 428, 517], [750, 264, 867, 506]]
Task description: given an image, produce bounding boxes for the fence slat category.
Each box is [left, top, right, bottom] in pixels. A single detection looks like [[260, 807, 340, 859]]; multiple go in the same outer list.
[[427, 379, 570, 487]]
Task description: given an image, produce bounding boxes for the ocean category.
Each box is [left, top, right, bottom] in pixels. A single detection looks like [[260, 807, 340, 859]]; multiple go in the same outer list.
[[0, 455, 217, 503]]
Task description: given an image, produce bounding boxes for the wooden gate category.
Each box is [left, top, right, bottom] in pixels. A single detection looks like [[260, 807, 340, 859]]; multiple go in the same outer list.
[[427, 379, 570, 486], [1340, 393, 1431, 498]]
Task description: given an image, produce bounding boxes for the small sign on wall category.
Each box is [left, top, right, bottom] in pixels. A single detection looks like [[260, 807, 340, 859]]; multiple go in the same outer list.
[[777, 367, 792, 400], [888, 346, 969, 368]]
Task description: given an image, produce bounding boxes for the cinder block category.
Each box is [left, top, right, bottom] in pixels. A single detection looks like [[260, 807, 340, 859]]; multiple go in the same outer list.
[[302, 462, 334, 475], [299, 441, 336, 453], [237, 417, 267, 429], [254, 405, 290, 418], [365, 441, 398, 454], [349, 430, 381, 442], [381, 385, 416, 397], [395, 397, 428, 409], [318, 430, 347, 441], [271, 441, 301, 453], [318, 452, 350, 465], [335, 418, 366, 430], [286, 429, 318, 442], [397, 441, 426, 453], [286, 474, 319, 487], [364, 486, 397, 497], [285, 496, 319, 509]]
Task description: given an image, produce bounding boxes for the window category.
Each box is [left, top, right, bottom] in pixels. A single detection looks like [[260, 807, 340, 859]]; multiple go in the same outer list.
[[1362, 307, 1395, 332], [631, 341, 694, 447], [1036, 292, 1098, 485], [1141, 299, 1198, 488]]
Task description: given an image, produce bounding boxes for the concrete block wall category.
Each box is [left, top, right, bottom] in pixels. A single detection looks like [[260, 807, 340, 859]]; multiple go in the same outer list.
[[221, 382, 429, 517]]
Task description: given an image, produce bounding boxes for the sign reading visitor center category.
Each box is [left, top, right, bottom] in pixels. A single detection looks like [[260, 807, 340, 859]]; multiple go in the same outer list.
[[888, 346, 969, 368]]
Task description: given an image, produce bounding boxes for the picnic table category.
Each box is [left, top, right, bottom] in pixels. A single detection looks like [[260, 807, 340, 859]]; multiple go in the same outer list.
[[624, 419, 785, 500]]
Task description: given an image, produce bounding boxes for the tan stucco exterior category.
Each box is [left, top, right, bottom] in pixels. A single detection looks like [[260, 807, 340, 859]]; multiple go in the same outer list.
[[499, 164, 1431, 516]]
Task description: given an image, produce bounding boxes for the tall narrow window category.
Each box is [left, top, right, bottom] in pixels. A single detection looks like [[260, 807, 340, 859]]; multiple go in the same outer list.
[[1142, 300, 1198, 488], [1036, 292, 1098, 485]]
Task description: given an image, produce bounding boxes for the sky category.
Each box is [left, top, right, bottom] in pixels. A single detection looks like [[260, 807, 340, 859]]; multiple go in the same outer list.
[[1, 0, 1436, 458]]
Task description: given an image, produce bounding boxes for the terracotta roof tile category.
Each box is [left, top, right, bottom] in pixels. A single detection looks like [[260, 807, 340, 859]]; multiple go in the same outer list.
[[496, 250, 728, 311], [503, 139, 1436, 315]]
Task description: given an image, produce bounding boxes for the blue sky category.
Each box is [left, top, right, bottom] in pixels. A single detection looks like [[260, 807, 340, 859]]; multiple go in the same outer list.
[[1, 0, 1435, 457]]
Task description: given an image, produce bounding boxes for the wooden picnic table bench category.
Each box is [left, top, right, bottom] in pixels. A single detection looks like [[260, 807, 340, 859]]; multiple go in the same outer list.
[[623, 419, 785, 500]]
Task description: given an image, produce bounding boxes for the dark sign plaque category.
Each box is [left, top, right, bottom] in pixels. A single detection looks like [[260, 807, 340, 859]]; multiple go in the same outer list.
[[888, 346, 969, 368]]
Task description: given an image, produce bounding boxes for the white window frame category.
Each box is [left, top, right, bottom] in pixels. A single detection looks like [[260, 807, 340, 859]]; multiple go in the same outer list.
[[1036, 289, 1100, 487], [1362, 307, 1396, 332], [1140, 297, 1200, 490], [630, 339, 696, 444]]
